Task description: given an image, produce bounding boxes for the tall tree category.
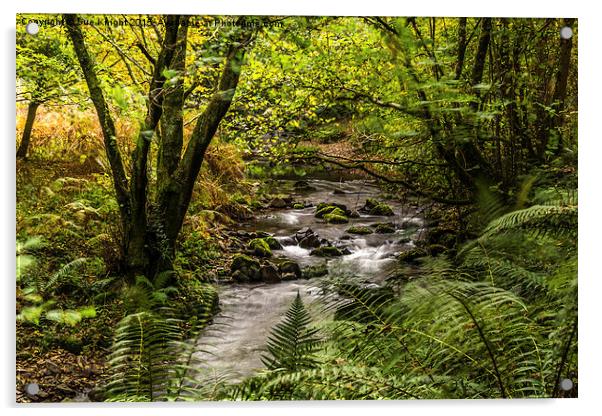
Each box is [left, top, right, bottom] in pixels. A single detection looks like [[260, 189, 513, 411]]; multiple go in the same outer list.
[[65, 14, 255, 278]]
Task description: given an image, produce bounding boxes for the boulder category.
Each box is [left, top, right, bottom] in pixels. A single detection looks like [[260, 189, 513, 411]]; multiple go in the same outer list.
[[374, 222, 396, 233], [299, 234, 321, 248], [236, 230, 270, 240], [398, 248, 427, 263], [269, 197, 288, 208], [295, 227, 314, 241], [310, 246, 344, 257], [231, 269, 249, 283], [349, 210, 361, 218], [279, 236, 297, 246], [281, 272, 298, 281], [249, 238, 272, 257], [260, 262, 282, 283], [315, 202, 348, 218], [317, 202, 348, 212], [324, 211, 349, 224], [346, 225, 373, 235], [359, 198, 394, 216], [293, 203, 305, 209], [369, 203, 394, 216], [279, 260, 302, 280], [230, 254, 261, 282], [315, 205, 338, 218], [360, 198, 380, 213], [264, 236, 283, 250]]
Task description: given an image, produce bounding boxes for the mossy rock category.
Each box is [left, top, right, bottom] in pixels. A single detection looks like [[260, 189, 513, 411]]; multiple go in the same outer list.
[[315, 202, 348, 218], [374, 222, 396, 233], [293, 203, 305, 209], [369, 203, 394, 216], [279, 260, 302, 279], [398, 248, 427, 263], [324, 212, 349, 224], [310, 246, 344, 257], [260, 262, 281, 283], [231, 253, 260, 270], [363, 198, 380, 211], [302, 263, 329, 279], [346, 225, 373, 235], [264, 236, 283, 250], [248, 238, 272, 257], [315, 205, 345, 218], [231, 254, 261, 282]]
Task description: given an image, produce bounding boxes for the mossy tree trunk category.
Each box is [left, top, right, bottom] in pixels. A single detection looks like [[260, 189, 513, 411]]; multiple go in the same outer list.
[[16, 101, 41, 158], [65, 14, 253, 279]]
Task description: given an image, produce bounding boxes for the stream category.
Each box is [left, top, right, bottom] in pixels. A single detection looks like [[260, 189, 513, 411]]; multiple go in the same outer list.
[[194, 179, 425, 383]]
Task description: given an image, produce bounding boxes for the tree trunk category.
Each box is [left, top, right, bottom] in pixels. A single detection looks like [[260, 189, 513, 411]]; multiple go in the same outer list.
[[455, 18, 468, 80], [549, 18, 575, 156], [16, 101, 40, 158], [469, 18, 492, 111], [66, 13, 253, 279]]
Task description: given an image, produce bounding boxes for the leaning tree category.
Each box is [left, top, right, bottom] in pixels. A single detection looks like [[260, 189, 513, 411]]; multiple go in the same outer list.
[[64, 14, 255, 278]]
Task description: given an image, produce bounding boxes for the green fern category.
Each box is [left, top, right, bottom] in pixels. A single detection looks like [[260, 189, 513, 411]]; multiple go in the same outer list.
[[105, 310, 182, 401], [480, 204, 577, 241], [104, 276, 220, 402], [261, 293, 321, 372]]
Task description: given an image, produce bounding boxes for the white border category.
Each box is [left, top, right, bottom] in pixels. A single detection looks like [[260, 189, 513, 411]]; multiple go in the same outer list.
[[2, 1, 600, 415]]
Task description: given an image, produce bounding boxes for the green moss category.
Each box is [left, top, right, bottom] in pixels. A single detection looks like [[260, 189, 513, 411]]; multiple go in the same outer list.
[[374, 223, 396, 233], [346, 225, 373, 235], [264, 236, 283, 250], [324, 212, 349, 224], [364, 198, 379, 211], [293, 203, 305, 209], [310, 246, 344, 257], [315, 202, 348, 218], [369, 203, 394, 216], [248, 238, 272, 257], [315, 205, 337, 218]]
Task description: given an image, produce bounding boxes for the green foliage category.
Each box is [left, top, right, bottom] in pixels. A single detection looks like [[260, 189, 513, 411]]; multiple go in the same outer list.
[[16, 242, 95, 327], [16, 25, 80, 105], [106, 274, 220, 401], [105, 310, 183, 401], [261, 293, 321, 372]]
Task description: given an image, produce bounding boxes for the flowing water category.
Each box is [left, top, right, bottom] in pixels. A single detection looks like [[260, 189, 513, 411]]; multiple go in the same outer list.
[[194, 179, 425, 382]]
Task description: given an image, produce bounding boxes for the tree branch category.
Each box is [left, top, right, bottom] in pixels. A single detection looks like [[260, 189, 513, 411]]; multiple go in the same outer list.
[[298, 152, 472, 206]]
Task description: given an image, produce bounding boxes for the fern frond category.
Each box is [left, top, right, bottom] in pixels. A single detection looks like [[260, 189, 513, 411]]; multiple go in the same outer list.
[[43, 257, 88, 293], [261, 293, 321, 372], [480, 205, 577, 241]]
